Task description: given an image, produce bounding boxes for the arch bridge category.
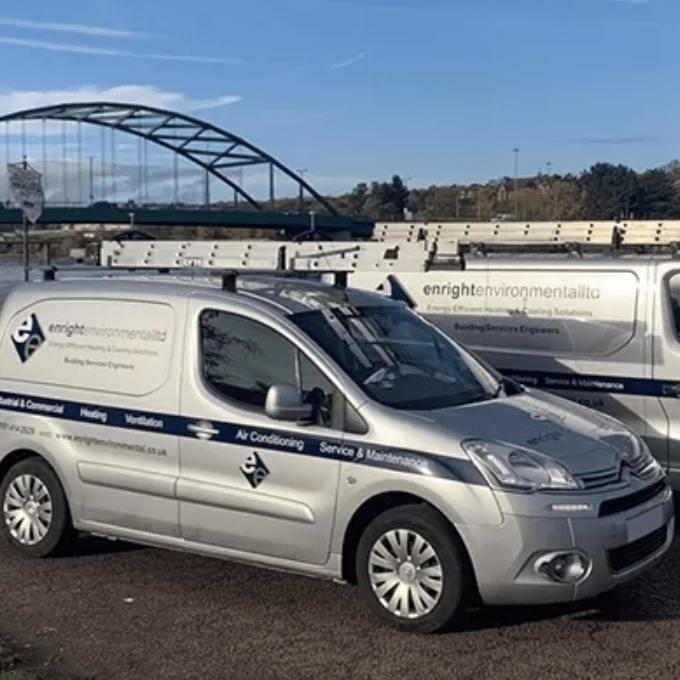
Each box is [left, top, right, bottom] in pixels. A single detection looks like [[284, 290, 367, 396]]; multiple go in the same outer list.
[[0, 102, 350, 223]]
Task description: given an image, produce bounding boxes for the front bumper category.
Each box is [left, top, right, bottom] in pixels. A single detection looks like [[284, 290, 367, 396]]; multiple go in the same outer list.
[[458, 477, 675, 607]]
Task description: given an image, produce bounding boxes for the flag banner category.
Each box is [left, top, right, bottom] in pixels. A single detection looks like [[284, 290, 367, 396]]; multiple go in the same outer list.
[[7, 162, 44, 224]]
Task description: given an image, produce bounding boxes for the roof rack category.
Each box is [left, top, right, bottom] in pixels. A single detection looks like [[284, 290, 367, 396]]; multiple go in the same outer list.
[[37, 263, 353, 290]]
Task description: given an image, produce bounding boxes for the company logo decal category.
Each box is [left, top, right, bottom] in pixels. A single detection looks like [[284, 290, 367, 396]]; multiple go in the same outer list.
[[11, 314, 45, 363], [240, 451, 269, 488]]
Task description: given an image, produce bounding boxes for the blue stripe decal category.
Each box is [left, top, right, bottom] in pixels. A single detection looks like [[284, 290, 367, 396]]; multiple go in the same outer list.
[[502, 369, 671, 397], [0, 390, 485, 485]]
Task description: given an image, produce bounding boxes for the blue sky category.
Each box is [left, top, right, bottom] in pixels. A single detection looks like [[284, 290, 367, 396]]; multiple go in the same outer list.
[[0, 0, 678, 199]]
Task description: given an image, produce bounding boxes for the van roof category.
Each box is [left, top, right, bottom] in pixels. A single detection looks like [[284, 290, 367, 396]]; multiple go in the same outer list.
[[3, 272, 394, 318]]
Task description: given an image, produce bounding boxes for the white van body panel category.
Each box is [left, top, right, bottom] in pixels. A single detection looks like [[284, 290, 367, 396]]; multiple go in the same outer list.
[[0, 282, 185, 537], [176, 293, 343, 565]]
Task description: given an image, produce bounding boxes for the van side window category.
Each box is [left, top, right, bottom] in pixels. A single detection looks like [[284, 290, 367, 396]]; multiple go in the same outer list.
[[299, 353, 337, 428], [668, 275, 680, 339], [200, 310, 297, 408], [199, 310, 338, 428]]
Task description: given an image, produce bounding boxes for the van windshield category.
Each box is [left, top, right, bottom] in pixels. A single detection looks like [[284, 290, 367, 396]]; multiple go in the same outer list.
[[290, 303, 503, 410]]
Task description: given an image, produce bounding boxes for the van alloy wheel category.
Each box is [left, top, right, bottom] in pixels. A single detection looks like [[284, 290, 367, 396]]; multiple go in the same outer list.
[[368, 528, 444, 618], [3, 473, 53, 545], [356, 504, 465, 633], [0, 457, 73, 557]]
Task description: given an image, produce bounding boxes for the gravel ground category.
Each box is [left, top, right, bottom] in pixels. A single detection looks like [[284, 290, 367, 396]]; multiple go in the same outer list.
[[0, 632, 72, 680], [2, 521, 680, 680]]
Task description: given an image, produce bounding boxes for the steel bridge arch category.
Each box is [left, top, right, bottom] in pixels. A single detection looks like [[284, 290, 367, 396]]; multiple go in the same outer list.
[[0, 102, 338, 215]]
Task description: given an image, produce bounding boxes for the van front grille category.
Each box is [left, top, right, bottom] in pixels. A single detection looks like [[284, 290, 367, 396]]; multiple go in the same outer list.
[[598, 479, 667, 518], [576, 467, 621, 489], [607, 525, 668, 574]]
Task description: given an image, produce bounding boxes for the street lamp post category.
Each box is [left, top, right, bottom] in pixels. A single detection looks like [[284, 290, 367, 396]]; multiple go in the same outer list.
[[297, 169, 307, 213], [512, 148, 519, 216], [89, 156, 94, 204], [404, 176, 412, 218]]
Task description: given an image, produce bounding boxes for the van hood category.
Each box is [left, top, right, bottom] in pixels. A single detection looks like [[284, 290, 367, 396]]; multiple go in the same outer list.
[[421, 392, 621, 476]]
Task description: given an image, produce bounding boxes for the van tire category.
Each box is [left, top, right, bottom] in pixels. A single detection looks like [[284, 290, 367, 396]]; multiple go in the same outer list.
[[356, 504, 464, 633], [0, 457, 73, 557]]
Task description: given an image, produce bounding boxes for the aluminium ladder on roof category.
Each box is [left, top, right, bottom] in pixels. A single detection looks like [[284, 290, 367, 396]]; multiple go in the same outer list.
[[99, 239, 439, 273], [375, 220, 680, 248], [99, 219, 680, 278]]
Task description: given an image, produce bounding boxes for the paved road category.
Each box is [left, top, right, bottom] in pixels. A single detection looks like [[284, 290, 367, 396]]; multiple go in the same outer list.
[[1, 524, 680, 680]]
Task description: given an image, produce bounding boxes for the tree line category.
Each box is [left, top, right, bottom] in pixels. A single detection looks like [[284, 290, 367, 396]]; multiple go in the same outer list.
[[301, 161, 680, 222]]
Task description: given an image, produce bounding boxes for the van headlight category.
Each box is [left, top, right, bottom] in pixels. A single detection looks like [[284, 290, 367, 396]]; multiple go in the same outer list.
[[602, 432, 658, 475], [462, 439, 581, 492]]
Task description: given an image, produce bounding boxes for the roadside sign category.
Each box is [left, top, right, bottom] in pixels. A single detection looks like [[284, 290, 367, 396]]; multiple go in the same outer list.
[[7, 162, 44, 224]]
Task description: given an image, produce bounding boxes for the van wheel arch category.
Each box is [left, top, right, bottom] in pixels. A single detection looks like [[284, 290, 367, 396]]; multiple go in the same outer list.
[[0, 449, 45, 484], [0, 449, 68, 489], [341, 493, 478, 601]]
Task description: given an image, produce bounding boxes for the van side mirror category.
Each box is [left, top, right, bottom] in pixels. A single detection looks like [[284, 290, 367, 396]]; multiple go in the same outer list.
[[265, 384, 313, 422]]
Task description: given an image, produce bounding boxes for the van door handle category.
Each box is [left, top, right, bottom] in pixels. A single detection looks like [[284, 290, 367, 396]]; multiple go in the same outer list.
[[188, 420, 219, 440], [662, 383, 680, 398]]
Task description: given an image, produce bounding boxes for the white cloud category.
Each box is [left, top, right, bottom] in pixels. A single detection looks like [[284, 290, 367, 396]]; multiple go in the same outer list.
[[0, 16, 148, 37], [329, 51, 366, 70], [0, 86, 242, 122], [0, 37, 241, 63], [188, 95, 244, 111]]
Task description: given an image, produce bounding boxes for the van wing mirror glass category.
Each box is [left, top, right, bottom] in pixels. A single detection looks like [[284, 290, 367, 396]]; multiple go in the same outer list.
[[265, 384, 313, 422]]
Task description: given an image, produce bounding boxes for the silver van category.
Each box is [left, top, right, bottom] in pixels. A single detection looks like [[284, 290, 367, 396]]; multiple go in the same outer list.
[[0, 272, 674, 632]]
